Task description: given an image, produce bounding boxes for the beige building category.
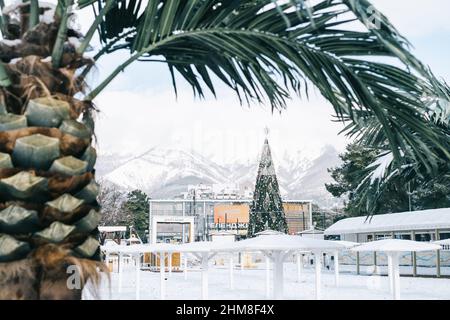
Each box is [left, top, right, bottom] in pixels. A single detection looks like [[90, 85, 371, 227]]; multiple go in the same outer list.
[[149, 199, 312, 243]]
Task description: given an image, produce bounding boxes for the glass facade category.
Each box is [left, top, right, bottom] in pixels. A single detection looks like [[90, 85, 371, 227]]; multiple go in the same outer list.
[[149, 199, 312, 242]]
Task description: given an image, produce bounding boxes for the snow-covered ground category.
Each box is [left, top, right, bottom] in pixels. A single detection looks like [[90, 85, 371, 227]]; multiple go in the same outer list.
[[84, 262, 450, 300]]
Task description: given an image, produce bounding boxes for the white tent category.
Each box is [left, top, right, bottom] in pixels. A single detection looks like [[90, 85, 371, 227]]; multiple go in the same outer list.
[[177, 241, 235, 299], [331, 240, 360, 248], [228, 235, 345, 299], [352, 239, 440, 299], [101, 243, 179, 300], [101, 237, 346, 300], [255, 229, 285, 236]]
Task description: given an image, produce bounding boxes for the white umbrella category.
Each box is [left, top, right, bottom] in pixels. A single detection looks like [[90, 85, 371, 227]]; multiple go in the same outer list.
[[227, 235, 345, 299], [331, 240, 360, 248], [255, 229, 285, 236], [178, 241, 233, 300], [101, 243, 179, 300], [352, 239, 440, 300]]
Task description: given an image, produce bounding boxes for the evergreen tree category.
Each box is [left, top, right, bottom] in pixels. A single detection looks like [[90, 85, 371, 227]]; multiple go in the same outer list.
[[248, 138, 288, 237], [123, 190, 150, 241], [326, 143, 450, 216]]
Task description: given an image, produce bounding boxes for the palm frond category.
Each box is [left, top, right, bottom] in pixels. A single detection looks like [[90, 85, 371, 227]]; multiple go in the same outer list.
[[79, 0, 450, 180]]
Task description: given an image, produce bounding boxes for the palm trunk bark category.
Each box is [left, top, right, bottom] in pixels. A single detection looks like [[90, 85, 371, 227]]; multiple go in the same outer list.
[[0, 2, 105, 300]]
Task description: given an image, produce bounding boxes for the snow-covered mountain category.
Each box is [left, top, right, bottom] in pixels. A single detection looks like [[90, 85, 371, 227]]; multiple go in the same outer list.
[[96, 145, 343, 206]]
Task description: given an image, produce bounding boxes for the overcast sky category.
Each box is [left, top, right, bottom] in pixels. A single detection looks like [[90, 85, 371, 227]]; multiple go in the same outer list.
[[72, 0, 450, 165]]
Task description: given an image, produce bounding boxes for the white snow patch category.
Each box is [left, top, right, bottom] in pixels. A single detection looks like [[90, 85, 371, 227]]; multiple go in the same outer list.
[[83, 260, 450, 300], [1, 39, 22, 46], [9, 57, 22, 64], [2, 0, 24, 15], [68, 36, 82, 49], [367, 152, 394, 184]]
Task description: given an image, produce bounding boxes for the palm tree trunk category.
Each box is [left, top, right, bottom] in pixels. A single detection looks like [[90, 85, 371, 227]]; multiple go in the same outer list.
[[0, 2, 105, 300]]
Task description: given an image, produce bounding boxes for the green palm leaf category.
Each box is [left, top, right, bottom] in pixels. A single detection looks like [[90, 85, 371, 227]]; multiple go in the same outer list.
[[80, 0, 449, 185]]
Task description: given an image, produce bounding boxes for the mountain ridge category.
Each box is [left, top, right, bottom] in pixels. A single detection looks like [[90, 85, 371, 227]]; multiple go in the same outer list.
[[96, 145, 343, 207]]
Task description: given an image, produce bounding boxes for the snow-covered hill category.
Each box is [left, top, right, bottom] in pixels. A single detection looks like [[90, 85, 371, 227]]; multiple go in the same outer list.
[[96, 145, 343, 206], [100, 147, 232, 198]]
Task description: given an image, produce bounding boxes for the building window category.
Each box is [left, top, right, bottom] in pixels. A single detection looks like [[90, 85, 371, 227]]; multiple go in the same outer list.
[[415, 233, 431, 242], [439, 232, 450, 240]]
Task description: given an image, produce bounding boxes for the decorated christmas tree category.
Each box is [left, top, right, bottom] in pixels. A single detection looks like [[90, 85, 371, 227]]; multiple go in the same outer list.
[[248, 135, 288, 237]]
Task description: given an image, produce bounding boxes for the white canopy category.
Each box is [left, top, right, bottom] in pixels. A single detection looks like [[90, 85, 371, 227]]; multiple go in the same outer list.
[[102, 236, 346, 254], [255, 229, 285, 236], [325, 208, 450, 235], [351, 239, 440, 300], [331, 240, 360, 248], [230, 234, 345, 251], [178, 241, 235, 252], [351, 239, 441, 252], [101, 243, 179, 254], [102, 236, 347, 301]]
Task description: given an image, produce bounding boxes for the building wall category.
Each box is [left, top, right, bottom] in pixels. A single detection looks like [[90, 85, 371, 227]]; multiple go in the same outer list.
[[149, 199, 312, 241], [283, 203, 311, 235], [339, 250, 450, 267]]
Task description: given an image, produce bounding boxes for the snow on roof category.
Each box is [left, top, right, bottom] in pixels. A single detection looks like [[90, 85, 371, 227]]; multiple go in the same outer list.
[[255, 229, 285, 236], [101, 236, 345, 254], [297, 228, 323, 234], [231, 235, 345, 251], [324, 208, 450, 235], [101, 243, 180, 254], [351, 239, 440, 253]]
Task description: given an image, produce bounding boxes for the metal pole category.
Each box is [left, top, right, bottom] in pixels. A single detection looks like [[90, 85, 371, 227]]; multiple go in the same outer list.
[[308, 202, 312, 229], [149, 201, 152, 243], [356, 252, 360, 275], [435, 229, 441, 278], [302, 211, 305, 231]]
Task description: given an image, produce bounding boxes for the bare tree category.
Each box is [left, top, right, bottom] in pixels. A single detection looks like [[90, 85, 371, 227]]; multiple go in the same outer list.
[[97, 182, 129, 226]]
